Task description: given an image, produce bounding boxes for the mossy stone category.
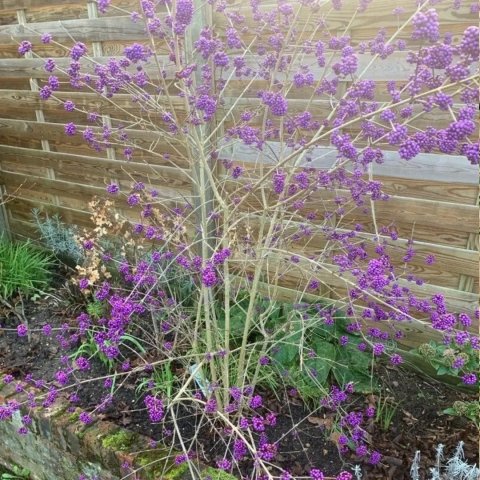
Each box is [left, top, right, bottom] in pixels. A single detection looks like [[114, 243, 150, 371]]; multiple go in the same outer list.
[[135, 450, 193, 480], [200, 467, 238, 480], [101, 429, 136, 451], [68, 411, 80, 423]]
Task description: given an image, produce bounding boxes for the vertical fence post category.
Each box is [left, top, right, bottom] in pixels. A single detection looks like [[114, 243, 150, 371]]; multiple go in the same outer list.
[[16, 8, 60, 214], [185, 0, 218, 258], [0, 184, 11, 239]]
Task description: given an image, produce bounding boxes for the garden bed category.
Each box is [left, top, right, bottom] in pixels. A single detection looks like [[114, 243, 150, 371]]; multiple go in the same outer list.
[[0, 291, 477, 480]]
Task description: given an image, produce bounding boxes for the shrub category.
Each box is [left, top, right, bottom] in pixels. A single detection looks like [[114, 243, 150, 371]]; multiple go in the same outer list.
[[4, 0, 479, 478], [32, 208, 84, 267]]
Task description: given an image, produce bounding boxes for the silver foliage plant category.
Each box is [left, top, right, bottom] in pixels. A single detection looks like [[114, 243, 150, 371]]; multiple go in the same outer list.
[[32, 208, 84, 266], [408, 442, 480, 480]]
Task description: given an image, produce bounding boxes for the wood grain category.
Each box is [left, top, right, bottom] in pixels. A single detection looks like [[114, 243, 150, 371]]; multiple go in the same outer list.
[[0, 0, 476, 333], [0, 16, 144, 44]]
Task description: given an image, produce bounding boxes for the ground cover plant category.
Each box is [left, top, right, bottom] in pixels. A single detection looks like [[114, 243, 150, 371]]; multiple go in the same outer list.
[[0, 236, 54, 341], [1, 0, 479, 479]]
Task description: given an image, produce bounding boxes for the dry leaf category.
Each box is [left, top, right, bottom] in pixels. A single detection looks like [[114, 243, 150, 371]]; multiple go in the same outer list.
[[307, 415, 333, 429]]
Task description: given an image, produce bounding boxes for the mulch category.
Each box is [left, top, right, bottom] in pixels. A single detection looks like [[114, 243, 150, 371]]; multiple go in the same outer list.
[[0, 291, 477, 479]]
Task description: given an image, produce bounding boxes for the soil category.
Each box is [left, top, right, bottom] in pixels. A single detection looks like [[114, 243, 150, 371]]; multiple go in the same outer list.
[[0, 289, 478, 480]]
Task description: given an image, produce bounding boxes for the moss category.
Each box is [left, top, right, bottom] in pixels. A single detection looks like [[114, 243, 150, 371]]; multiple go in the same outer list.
[[135, 452, 237, 480], [50, 405, 69, 419], [0, 463, 30, 479], [76, 422, 97, 441], [101, 429, 135, 451], [200, 467, 238, 480], [164, 463, 189, 480], [135, 450, 189, 480], [136, 451, 165, 480], [68, 412, 80, 423]]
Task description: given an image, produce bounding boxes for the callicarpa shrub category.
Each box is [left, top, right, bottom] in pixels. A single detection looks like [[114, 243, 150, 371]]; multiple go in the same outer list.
[[4, 0, 479, 478]]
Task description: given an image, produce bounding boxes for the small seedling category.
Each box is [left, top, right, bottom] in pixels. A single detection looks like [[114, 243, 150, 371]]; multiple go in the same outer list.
[[70, 331, 115, 371], [136, 362, 176, 398], [86, 301, 104, 319], [375, 394, 399, 432]]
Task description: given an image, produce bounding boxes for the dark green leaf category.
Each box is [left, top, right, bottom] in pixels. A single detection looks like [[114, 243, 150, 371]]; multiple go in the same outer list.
[[436, 365, 450, 376], [304, 355, 332, 386], [272, 343, 299, 367], [333, 367, 375, 393]]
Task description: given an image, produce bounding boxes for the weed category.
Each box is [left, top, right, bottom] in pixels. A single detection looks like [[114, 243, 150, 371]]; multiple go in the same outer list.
[[86, 301, 104, 319], [69, 331, 115, 372], [374, 394, 399, 432], [136, 362, 176, 398]]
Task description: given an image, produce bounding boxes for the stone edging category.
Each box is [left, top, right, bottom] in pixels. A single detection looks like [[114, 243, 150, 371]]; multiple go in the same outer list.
[[0, 380, 236, 480]]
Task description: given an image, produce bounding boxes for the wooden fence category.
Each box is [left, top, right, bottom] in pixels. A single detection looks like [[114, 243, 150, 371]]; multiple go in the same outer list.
[[0, 0, 477, 345]]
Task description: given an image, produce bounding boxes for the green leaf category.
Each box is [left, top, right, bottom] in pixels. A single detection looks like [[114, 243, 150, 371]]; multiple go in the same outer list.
[[334, 346, 375, 393], [338, 345, 372, 371], [436, 365, 450, 376], [442, 407, 457, 416], [121, 334, 146, 353], [272, 343, 299, 368], [312, 338, 336, 357], [217, 303, 248, 338], [304, 356, 332, 386], [430, 359, 444, 370], [333, 367, 375, 393]]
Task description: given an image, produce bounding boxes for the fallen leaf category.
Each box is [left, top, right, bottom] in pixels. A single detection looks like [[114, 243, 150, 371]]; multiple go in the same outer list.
[[307, 415, 333, 429], [330, 430, 342, 444]]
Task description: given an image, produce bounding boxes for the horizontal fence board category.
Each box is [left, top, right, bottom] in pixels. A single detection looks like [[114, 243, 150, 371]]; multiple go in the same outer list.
[[0, 55, 176, 79], [236, 254, 478, 317], [7, 196, 93, 226], [0, 0, 83, 9], [0, 144, 190, 178], [297, 235, 477, 281], [1, 171, 193, 206], [213, 0, 474, 30], [24, 3, 89, 23], [0, 16, 145, 44], [5, 217, 40, 240], [341, 218, 473, 250], [0, 89, 186, 116], [0, 119, 188, 158], [0, 42, 88, 59], [227, 142, 477, 185], [374, 176, 477, 205], [224, 178, 478, 234], [0, 52, 420, 82], [0, 92, 466, 145], [352, 195, 477, 234], [238, 215, 477, 291]]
